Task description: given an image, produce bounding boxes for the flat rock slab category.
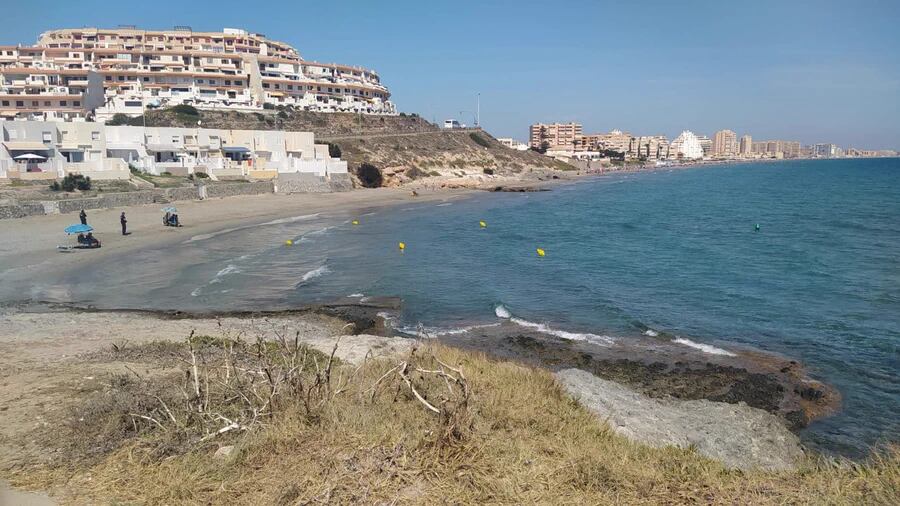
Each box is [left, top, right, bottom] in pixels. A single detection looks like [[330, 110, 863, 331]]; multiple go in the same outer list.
[[555, 368, 804, 471]]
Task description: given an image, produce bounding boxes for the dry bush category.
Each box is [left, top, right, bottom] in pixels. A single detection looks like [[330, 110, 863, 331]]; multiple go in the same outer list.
[[12, 339, 900, 505]]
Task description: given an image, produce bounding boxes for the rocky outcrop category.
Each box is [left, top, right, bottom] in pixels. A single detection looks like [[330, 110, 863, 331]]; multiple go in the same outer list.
[[555, 368, 804, 471]]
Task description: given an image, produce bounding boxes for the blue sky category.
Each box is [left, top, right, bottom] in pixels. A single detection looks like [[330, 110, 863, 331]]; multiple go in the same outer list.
[[4, 0, 899, 148]]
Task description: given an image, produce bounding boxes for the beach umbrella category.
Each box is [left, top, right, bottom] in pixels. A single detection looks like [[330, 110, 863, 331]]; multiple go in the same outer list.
[[161, 206, 178, 213], [64, 224, 93, 235], [14, 153, 46, 160]]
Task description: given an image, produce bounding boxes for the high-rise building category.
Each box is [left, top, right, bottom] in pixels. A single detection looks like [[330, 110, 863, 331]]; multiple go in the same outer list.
[[696, 135, 712, 157], [712, 129, 738, 157], [670, 131, 703, 160], [739, 135, 752, 156], [814, 143, 842, 158], [628, 135, 669, 161], [752, 140, 801, 158], [0, 26, 395, 122], [529, 122, 583, 151]]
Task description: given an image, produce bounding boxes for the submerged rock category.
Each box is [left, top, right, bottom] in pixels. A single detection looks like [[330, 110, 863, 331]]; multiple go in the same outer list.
[[556, 368, 804, 471]]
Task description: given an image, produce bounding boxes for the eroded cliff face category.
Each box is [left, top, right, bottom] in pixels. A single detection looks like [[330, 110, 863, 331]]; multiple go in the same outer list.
[[336, 130, 575, 188]]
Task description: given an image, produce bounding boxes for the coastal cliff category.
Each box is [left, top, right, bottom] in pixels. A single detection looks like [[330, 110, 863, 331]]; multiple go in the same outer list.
[[133, 107, 576, 188]]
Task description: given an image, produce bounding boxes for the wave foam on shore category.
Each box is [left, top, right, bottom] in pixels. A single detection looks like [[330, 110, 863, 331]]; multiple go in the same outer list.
[[495, 305, 615, 346]]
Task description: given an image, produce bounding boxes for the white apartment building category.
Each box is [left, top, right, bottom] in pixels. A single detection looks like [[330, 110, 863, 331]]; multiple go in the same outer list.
[[670, 131, 704, 160], [0, 121, 346, 181], [0, 26, 396, 122]]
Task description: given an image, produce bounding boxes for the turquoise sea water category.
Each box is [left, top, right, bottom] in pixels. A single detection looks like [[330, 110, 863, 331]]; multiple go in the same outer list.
[[23, 159, 900, 455]]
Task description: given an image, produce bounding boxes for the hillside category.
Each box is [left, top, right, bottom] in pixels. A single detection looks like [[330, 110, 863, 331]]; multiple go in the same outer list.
[[122, 107, 575, 188]]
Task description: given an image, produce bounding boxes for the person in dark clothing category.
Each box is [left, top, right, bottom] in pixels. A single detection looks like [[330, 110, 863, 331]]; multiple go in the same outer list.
[[120, 212, 128, 235], [79, 209, 87, 225]]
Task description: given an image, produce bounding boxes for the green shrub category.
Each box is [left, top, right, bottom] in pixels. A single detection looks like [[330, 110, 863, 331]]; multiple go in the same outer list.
[[50, 174, 91, 192], [195, 172, 209, 179], [262, 103, 275, 110], [483, 168, 494, 175], [277, 110, 288, 119], [469, 132, 491, 148], [107, 113, 143, 126], [405, 166, 427, 180], [169, 104, 199, 116], [327, 143, 342, 158]]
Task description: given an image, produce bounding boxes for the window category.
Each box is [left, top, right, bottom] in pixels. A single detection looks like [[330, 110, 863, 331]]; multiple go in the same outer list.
[[224, 80, 231, 85], [73, 101, 80, 106], [143, 77, 150, 82], [106, 76, 112, 81], [44, 101, 51, 106], [42, 132, 52, 142], [1, 101, 8, 106], [32, 101, 39, 106], [60, 100, 67, 106], [118, 76, 125, 81], [91, 131, 100, 141]]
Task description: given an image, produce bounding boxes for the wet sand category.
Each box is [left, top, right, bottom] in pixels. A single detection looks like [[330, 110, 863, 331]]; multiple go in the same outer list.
[[0, 187, 475, 299]]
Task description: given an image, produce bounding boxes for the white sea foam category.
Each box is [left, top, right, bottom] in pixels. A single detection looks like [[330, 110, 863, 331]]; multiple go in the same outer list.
[[210, 264, 241, 284], [644, 329, 659, 337], [397, 322, 502, 338], [298, 264, 331, 284], [436, 202, 453, 207], [348, 293, 365, 298], [190, 287, 202, 297], [298, 225, 336, 243], [672, 337, 736, 356], [186, 213, 320, 243], [495, 305, 614, 346]]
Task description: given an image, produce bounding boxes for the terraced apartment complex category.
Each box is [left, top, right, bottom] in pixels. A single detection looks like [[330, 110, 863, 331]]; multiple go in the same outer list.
[[0, 26, 395, 122]]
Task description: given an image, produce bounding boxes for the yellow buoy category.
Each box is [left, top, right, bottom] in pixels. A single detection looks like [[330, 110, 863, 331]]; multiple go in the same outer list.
[[479, 220, 487, 228], [352, 220, 359, 225], [536, 248, 545, 257], [285, 239, 293, 246], [398, 242, 406, 251]]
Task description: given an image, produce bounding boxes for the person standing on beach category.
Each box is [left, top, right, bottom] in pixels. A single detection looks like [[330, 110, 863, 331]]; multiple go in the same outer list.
[[79, 209, 87, 225], [120, 212, 128, 236]]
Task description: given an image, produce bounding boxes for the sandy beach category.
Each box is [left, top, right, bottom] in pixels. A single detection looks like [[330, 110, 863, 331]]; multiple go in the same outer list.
[[0, 187, 474, 295]]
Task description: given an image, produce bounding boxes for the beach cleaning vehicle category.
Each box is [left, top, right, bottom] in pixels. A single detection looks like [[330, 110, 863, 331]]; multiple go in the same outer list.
[[58, 224, 101, 251]]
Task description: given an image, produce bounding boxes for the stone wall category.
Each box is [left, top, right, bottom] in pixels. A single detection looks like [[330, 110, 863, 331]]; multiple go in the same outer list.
[[274, 173, 352, 194], [1, 181, 274, 220], [205, 181, 274, 198], [0, 202, 46, 220]]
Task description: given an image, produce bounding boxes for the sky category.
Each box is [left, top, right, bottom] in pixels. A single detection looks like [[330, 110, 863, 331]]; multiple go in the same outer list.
[[3, 0, 899, 148]]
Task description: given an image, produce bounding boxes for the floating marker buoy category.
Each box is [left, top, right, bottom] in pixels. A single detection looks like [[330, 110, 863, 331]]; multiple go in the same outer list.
[[755, 224, 760, 232], [352, 220, 359, 225], [536, 248, 545, 257], [479, 220, 487, 228], [285, 239, 293, 246], [398, 242, 406, 251]]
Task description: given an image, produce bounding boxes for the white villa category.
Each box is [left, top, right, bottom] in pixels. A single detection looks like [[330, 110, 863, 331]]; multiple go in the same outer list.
[[0, 121, 347, 181]]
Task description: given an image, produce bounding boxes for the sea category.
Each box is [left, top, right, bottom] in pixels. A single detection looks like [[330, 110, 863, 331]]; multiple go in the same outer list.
[[17, 158, 900, 456]]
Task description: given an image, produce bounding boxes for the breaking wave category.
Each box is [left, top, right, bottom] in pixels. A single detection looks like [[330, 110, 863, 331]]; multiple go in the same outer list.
[[298, 264, 331, 285], [494, 305, 614, 346], [672, 337, 736, 356]]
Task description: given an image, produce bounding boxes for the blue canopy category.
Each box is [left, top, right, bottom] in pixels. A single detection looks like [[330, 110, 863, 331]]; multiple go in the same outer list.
[[64, 224, 93, 235], [223, 146, 250, 153], [161, 206, 178, 213]]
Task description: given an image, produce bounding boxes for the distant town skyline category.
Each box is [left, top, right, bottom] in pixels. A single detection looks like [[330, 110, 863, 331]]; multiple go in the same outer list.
[[2, 0, 898, 149]]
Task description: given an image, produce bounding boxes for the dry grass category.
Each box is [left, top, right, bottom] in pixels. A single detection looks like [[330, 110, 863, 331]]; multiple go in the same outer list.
[[9, 340, 899, 505]]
